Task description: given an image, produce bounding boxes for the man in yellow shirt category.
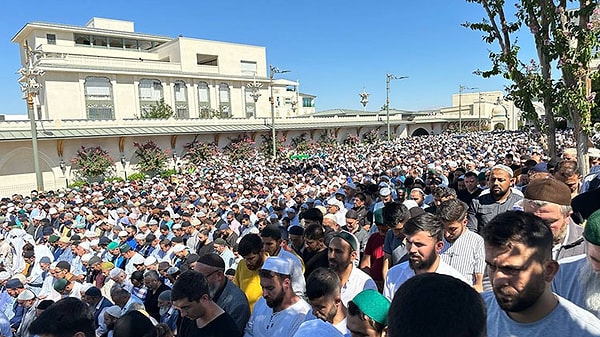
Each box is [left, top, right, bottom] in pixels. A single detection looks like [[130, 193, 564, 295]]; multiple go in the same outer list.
[[234, 234, 267, 311]]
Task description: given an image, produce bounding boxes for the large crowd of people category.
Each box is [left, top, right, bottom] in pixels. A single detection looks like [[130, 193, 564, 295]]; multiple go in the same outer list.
[[1, 129, 600, 337]]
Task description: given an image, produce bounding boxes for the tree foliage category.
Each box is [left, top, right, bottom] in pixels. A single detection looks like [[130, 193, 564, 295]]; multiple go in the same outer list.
[[464, 0, 600, 172], [133, 140, 170, 174], [139, 98, 175, 119]]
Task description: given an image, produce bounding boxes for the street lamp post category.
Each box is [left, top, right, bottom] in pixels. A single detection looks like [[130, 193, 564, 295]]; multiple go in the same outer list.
[[246, 73, 262, 118], [269, 65, 290, 159], [18, 42, 45, 191], [386, 74, 408, 141], [359, 88, 370, 112], [458, 85, 477, 134]]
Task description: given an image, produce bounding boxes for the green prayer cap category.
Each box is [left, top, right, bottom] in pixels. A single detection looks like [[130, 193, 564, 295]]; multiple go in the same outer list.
[[351, 289, 390, 325], [107, 241, 119, 250], [584, 209, 600, 246]]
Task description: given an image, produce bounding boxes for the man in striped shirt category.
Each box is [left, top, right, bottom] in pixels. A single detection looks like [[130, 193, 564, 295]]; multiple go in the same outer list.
[[437, 199, 486, 292]]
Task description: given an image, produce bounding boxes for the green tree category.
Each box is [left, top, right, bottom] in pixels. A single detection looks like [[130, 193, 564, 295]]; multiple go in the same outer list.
[[464, 0, 599, 174], [139, 98, 175, 119]]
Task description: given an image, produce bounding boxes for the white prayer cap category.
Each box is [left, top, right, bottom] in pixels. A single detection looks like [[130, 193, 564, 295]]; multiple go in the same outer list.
[[261, 256, 291, 275]]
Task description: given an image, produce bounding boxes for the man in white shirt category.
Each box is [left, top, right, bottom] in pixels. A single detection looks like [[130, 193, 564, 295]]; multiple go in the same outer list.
[[244, 256, 310, 337], [328, 231, 377, 306], [260, 226, 305, 296], [384, 213, 468, 300]]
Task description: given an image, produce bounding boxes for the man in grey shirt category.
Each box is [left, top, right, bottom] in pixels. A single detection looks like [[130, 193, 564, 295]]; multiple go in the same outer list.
[[467, 165, 522, 232], [483, 211, 600, 336]]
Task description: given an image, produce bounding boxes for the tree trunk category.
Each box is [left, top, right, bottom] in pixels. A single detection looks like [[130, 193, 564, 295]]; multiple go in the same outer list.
[[573, 108, 591, 176], [543, 98, 557, 161]]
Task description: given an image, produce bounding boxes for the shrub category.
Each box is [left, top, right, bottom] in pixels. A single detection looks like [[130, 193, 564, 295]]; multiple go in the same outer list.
[[71, 146, 115, 180]]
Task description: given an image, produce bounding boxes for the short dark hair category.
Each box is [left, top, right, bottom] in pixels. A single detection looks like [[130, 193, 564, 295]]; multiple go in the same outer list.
[[403, 213, 443, 242], [354, 193, 367, 203], [28, 297, 95, 337], [481, 210, 553, 261], [382, 202, 410, 228], [171, 270, 209, 302], [260, 225, 281, 240], [432, 187, 456, 199], [303, 223, 324, 241], [387, 273, 486, 337], [464, 171, 478, 179], [143, 270, 160, 281], [131, 270, 144, 282], [113, 310, 157, 337], [238, 234, 263, 257], [300, 208, 324, 224], [305, 267, 340, 301], [436, 199, 468, 224]]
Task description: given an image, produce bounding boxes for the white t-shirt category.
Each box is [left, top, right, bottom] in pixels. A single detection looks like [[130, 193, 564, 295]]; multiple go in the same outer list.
[[383, 259, 470, 300], [340, 266, 377, 306], [244, 296, 311, 337], [293, 319, 345, 337]]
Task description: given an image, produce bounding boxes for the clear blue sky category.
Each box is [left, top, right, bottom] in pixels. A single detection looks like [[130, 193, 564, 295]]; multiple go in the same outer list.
[[0, 0, 536, 115]]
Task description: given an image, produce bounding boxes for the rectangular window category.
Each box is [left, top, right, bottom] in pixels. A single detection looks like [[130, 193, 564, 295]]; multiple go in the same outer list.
[[74, 34, 91, 46], [108, 37, 123, 49], [123, 39, 137, 50], [303, 97, 313, 108], [92, 36, 107, 47], [138, 41, 153, 50], [241, 61, 257, 73], [197, 54, 218, 66], [46, 34, 56, 45]]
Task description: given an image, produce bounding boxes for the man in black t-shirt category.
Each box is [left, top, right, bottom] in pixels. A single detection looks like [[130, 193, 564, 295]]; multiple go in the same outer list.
[[171, 270, 241, 337]]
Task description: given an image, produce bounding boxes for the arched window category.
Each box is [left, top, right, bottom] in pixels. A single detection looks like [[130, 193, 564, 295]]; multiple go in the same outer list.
[[173, 80, 188, 118], [139, 79, 163, 115], [197, 82, 211, 118], [84, 76, 114, 119], [219, 83, 231, 118]]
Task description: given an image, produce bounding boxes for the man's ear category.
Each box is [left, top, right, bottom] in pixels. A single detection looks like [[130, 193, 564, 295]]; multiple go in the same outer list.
[[543, 259, 559, 282], [435, 240, 444, 254]]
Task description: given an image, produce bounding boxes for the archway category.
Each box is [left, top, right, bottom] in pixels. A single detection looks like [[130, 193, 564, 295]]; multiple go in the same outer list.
[[493, 123, 505, 131], [411, 128, 429, 136]]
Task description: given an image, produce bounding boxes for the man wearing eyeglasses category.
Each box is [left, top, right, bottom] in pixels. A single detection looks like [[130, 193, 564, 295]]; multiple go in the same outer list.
[[194, 253, 250, 333], [522, 178, 585, 261]]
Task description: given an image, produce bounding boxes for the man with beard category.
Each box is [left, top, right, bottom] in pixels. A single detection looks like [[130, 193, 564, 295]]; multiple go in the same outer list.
[[142, 270, 170, 321], [172, 270, 241, 337], [235, 234, 267, 310], [195, 228, 214, 257], [194, 253, 250, 332], [522, 178, 585, 260], [297, 268, 348, 336], [260, 225, 306, 297], [244, 256, 310, 337], [437, 199, 486, 292], [467, 165, 523, 232], [329, 231, 377, 306], [383, 213, 468, 300], [483, 211, 600, 336], [553, 209, 600, 317]]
